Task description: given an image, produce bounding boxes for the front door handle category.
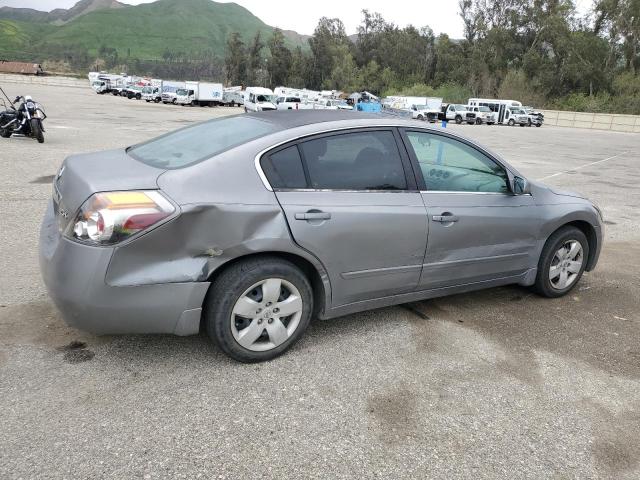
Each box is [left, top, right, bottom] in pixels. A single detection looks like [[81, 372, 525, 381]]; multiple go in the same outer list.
[[432, 214, 459, 223], [295, 211, 331, 221]]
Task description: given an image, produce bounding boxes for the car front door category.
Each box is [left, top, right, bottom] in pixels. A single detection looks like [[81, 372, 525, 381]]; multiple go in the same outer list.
[[400, 129, 541, 290], [260, 128, 428, 306]]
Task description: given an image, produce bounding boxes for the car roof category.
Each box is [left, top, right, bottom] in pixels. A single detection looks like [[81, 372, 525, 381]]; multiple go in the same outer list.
[[245, 110, 402, 130]]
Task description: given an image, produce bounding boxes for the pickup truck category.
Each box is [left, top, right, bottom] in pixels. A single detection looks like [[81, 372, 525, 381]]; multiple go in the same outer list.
[[439, 103, 473, 124], [465, 106, 496, 125]]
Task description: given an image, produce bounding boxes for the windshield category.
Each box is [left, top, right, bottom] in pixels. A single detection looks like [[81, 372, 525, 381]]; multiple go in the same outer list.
[[176, 89, 188, 96], [128, 116, 276, 169], [142, 86, 153, 93], [256, 94, 276, 103], [455, 104, 466, 110]]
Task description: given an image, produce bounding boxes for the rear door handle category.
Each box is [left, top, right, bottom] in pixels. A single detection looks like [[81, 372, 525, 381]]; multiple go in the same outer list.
[[432, 214, 459, 223], [295, 211, 331, 221]]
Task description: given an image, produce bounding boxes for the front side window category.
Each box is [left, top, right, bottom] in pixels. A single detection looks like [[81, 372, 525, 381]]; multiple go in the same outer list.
[[299, 131, 407, 190], [405, 131, 508, 193]]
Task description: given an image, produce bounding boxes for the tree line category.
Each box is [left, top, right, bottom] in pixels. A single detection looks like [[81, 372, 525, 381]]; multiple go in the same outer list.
[[224, 1, 640, 114]]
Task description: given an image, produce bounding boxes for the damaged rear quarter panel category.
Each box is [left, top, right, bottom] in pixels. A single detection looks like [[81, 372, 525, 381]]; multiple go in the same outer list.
[[106, 138, 331, 307]]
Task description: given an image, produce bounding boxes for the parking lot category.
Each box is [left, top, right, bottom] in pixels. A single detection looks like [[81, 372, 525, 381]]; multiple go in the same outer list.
[[1, 83, 639, 479]]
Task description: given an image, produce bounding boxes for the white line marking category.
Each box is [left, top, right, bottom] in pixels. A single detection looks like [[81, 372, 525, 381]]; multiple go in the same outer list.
[[541, 151, 628, 180]]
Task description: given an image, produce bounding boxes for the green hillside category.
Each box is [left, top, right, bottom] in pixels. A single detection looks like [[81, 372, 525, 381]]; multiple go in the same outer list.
[[0, 0, 305, 64]]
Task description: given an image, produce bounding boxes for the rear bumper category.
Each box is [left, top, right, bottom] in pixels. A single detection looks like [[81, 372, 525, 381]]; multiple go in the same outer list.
[[39, 201, 209, 336]]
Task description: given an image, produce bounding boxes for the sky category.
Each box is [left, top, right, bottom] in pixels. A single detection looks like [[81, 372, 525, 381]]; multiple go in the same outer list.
[[0, 0, 593, 37]]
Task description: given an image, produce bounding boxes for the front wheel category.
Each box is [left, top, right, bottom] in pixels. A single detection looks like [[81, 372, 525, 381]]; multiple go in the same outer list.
[[534, 226, 589, 298], [205, 257, 313, 362], [417, 114, 424, 121], [30, 119, 44, 143], [535, 123, 542, 127], [455, 115, 463, 124]]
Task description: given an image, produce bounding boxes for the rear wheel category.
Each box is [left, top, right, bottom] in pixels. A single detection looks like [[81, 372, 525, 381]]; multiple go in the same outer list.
[[205, 257, 313, 362], [0, 129, 10, 138], [534, 226, 589, 298], [30, 119, 44, 143], [475, 118, 482, 125], [417, 114, 424, 121], [508, 119, 515, 126]]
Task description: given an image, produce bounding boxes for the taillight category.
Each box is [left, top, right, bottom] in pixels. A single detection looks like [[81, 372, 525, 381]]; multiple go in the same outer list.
[[65, 191, 175, 245]]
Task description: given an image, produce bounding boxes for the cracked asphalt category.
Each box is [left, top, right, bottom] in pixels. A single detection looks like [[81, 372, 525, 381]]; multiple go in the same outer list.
[[0, 82, 639, 479]]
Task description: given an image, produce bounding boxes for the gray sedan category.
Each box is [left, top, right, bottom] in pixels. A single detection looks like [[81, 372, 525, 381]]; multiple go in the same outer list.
[[39, 111, 603, 362]]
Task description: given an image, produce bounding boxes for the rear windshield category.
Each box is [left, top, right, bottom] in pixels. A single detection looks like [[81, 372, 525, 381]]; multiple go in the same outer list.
[[128, 116, 276, 169]]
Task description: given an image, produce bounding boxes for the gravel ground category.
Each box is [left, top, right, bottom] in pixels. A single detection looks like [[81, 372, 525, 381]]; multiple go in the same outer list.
[[0, 83, 639, 479]]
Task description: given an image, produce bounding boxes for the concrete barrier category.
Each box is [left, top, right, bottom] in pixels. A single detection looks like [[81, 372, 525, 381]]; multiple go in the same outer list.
[[541, 109, 640, 133], [0, 73, 86, 89]]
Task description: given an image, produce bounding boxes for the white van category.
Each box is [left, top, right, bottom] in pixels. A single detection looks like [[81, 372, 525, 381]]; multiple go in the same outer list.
[[468, 98, 523, 124], [244, 87, 277, 112]]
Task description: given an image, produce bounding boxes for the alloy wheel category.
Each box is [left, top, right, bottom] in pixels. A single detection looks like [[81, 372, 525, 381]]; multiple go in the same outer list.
[[549, 240, 584, 290], [230, 278, 303, 352]]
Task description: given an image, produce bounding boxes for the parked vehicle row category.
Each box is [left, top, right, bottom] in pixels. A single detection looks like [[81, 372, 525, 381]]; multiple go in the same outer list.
[[88, 72, 243, 108], [244, 86, 353, 112]]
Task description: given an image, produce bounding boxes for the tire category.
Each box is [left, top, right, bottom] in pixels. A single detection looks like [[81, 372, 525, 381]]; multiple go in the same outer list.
[[417, 114, 424, 121], [536, 124, 542, 127], [155, 98, 161, 103], [205, 256, 313, 362], [455, 115, 463, 124], [487, 122, 494, 125], [172, 99, 177, 105], [519, 123, 525, 127], [0, 129, 10, 138], [534, 226, 589, 298], [508, 119, 515, 126], [30, 119, 44, 143], [475, 118, 482, 125]]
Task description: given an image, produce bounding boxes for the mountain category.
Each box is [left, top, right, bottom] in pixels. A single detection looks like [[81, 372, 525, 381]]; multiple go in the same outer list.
[[0, 0, 307, 65], [0, 0, 125, 24]]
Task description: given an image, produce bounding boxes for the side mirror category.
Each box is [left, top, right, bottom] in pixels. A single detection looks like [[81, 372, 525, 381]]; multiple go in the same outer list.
[[511, 176, 530, 195]]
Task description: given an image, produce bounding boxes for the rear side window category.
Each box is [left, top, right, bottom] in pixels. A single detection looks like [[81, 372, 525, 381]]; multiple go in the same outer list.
[[128, 116, 275, 169], [299, 131, 407, 190], [261, 146, 307, 189]]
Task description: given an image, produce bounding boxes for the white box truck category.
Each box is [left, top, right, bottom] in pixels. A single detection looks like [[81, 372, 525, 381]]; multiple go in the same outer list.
[[177, 81, 224, 107], [161, 81, 185, 104]]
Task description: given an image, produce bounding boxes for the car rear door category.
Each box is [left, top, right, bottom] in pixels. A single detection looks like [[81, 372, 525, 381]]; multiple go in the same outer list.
[[260, 128, 429, 306], [400, 128, 541, 290]]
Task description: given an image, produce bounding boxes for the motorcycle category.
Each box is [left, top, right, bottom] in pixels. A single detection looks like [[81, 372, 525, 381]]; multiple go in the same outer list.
[[0, 87, 47, 143]]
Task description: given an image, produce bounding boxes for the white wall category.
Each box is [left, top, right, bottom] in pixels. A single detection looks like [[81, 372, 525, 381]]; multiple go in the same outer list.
[[542, 109, 640, 133], [0, 73, 86, 88]]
